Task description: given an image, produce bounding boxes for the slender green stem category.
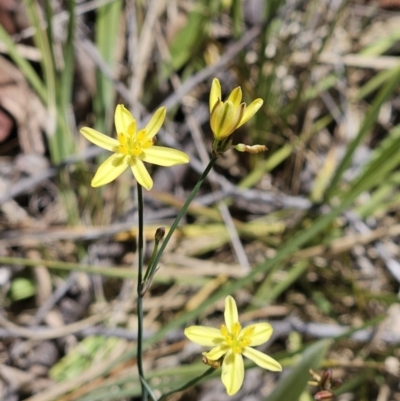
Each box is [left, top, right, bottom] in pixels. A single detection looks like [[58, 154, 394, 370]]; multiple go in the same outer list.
[[147, 157, 217, 278], [158, 367, 215, 401], [136, 184, 148, 401]]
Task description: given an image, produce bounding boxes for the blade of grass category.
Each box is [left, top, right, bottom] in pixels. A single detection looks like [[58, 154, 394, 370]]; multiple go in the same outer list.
[[265, 340, 330, 401], [24, 0, 59, 161], [0, 8, 75, 163], [94, 0, 123, 133], [43, 0, 56, 67], [0, 24, 47, 101], [356, 172, 400, 218], [60, 0, 76, 111], [325, 65, 400, 201], [231, 0, 243, 38], [356, 67, 398, 101], [343, 125, 400, 203], [257, 259, 309, 305], [167, 1, 211, 73], [360, 31, 400, 56], [310, 146, 338, 203]]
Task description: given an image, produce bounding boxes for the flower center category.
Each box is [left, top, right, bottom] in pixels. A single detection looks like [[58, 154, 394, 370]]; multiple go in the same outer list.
[[220, 322, 253, 354], [116, 123, 153, 157]]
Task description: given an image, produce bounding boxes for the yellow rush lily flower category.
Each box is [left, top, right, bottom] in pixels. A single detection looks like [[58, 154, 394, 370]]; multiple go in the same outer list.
[[184, 296, 282, 396], [80, 105, 189, 190], [209, 78, 263, 140]]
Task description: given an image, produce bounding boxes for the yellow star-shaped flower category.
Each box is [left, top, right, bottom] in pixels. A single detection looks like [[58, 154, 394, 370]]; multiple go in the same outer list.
[[184, 296, 282, 396], [209, 78, 263, 140], [80, 105, 189, 190]]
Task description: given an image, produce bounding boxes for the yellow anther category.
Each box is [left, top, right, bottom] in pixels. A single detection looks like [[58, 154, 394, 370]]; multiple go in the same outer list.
[[116, 128, 153, 157]]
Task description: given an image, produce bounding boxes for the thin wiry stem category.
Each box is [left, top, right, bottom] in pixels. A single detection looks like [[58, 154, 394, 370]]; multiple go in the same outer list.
[[136, 184, 148, 401]]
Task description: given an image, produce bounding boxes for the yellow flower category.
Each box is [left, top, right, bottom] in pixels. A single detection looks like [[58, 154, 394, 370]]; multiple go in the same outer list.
[[209, 78, 263, 140], [80, 105, 189, 190], [184, 296, 282, 396]]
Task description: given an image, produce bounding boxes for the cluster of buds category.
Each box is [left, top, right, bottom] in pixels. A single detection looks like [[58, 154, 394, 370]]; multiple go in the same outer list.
[[308, 369, 343, 400]]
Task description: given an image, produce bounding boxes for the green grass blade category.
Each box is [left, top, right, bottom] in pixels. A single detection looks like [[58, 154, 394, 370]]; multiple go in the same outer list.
[[231, 0, 243, 38], [265, 340, 331, 401], [0, 24, 46, 102], [60, 0, 76, 110], [360, 31, 400, 56], [325, 65, 400, 201], [356, 68, 397, 101], [43, 0, 56, 68], [167, 1, 211, 73], [344, 125, 400, 202], [24, 0, 61, 162], [257, 260, 309, 306], [94, 0, 123, 133]]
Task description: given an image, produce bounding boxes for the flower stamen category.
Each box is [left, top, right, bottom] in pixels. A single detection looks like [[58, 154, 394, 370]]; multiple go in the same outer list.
[[220, 323, 253, 354], [116, 128, 153, 157]]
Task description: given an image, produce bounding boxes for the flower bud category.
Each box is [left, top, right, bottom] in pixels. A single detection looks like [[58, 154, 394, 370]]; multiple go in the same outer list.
[[155, 227, 165, 242], [202, 354, 222, 369], [209, 78, 263, 148], [235, 144, 268, 154]]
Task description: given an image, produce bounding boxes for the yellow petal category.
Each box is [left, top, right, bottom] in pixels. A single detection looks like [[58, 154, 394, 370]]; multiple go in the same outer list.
[[210, 101, 236, 139], [80, 127, 119, 151], [221, 350, 244, 395], [242, 323, 273, 346], [184, 326, 224, 346], [227, 87, 242, 109], [127, 121, 137, 139], [203, 344, 229, 360], [141, 146, 189, 166], [238, 98, 263, 127], [224, 296, 239, 330], [222, 102, 245, 137], [130, 158, 153, 190], [242, 347, 282, 371], [115, 104, 135, 135], [210, 78, 221, 112], [145, 107, 166, 139], [91, 153, 129, 187]]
